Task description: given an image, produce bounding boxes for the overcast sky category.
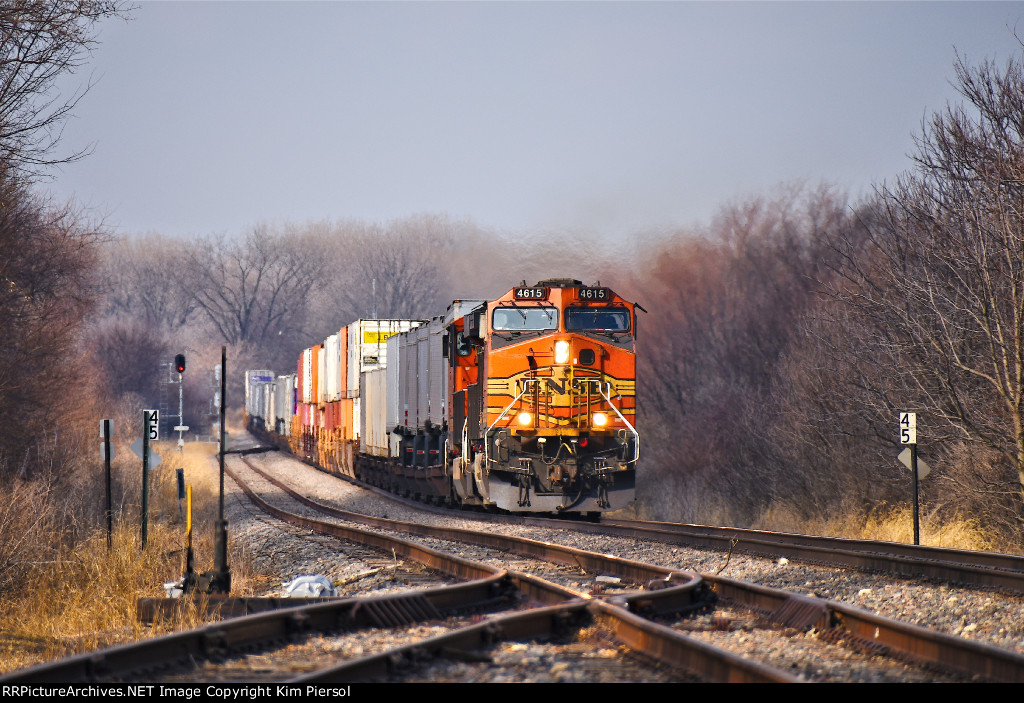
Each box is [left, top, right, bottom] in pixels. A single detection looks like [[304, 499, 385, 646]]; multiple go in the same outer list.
[[44, 1, 1024, 240]]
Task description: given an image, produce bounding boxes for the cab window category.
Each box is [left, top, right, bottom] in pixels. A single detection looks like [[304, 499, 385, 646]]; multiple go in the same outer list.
[[565, 307, 631, 332], [492, 306, 558, 331]]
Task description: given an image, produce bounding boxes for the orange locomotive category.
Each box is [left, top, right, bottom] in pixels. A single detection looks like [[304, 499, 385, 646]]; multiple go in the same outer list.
[[245, 278, 638, 514], [447, 278, 638, 512]]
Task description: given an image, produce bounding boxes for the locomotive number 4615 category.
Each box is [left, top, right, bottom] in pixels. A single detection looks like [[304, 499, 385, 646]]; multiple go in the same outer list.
[[514, 287, 547, 300]]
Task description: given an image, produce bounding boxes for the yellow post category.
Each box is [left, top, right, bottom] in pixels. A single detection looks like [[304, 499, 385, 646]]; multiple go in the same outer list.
[[186, 484, 192, 549]]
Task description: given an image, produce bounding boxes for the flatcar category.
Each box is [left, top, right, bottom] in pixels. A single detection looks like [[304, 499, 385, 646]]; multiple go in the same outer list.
[[244, 278, 638, 514]]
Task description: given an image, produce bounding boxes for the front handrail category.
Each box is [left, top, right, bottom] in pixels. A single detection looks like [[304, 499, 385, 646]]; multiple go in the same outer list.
[[484, 377, 638, 466], [483, 379, 532, 468]]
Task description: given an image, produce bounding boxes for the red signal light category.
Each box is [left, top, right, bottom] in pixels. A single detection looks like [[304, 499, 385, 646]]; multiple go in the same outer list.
[[175, 354, 186, 374]]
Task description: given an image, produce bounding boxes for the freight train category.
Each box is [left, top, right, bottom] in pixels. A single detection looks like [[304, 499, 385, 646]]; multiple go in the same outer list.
[[244, 278, 638, 514]]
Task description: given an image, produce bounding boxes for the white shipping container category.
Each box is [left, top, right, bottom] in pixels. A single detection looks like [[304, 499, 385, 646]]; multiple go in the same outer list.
[[253, 384, 266, 423], [443, 300, 488, 327], [346, 319, 423, 398], [360, 369, 388, 456], [428, 319, 445, 425], [263, 382, 274, 428], [244, 369, 274, 420], [323, 334, 341, 402], [409, 319, 446, 429], [301, 349, 314, 404], [274, 374, 295, 431], [317, 342, 327, 405], [385, 334, 402, 450], [415, 324, 429, 428], [404, 329, 419, 429]]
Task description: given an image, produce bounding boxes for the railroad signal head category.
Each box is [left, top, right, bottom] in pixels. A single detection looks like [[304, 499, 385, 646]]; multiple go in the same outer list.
[[175, 354, 186, 374]]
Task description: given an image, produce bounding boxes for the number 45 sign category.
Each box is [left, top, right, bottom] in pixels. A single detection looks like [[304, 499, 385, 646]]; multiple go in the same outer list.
[[899, 412, 917, 445], [146, 409, 160, 441]]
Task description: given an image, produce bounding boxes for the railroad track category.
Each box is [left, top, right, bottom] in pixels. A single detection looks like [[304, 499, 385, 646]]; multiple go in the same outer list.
[[7, 451, 1024, 683], [222, 454, 1024, 682], [370, 484, 1024, 594], [367, 479, 1024, 595], [584, 518, 1024, 593], [270, 434, 1024, 595], [3, 455, 776, 683]]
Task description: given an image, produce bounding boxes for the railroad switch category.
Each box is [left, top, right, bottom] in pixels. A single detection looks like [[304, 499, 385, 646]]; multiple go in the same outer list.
[[167, 485, 231, 596]]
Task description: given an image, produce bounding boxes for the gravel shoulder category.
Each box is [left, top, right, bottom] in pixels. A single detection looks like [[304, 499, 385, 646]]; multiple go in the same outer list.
[[204, 447, 1024, 687]]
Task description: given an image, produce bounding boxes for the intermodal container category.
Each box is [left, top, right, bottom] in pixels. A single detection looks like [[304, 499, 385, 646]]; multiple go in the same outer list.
[[360, 368, 388, 456]]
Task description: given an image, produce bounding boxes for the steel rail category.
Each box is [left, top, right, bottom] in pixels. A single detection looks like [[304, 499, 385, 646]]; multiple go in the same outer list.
[[227, 461, 497, 583], [220, 459, 809, 682], [294, 600, 800, 684], [2, 464, 793, 685], [238, 454, 1024, 681], [232, 457, 716, 616], [14, 459, 1020, 684], [577, 517, 1024, 592], [586, 599, 797, 683], [608, 518, 1024, 571], [2, 579, 513, 684], [247, 445, 1024, 593], [235, 456, 691, 587], [226, 460, 587, 609], [234, 456, 1024, 681], [706, 573, 1024, 682]]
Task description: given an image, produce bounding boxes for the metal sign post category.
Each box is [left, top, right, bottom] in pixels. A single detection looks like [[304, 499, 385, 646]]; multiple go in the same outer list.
[[142, 409, 159, 550], [180, 351, 231, 595], [101, 419, 113, 550], [212, 346, 230, 593], [899, 412, 920, 545]]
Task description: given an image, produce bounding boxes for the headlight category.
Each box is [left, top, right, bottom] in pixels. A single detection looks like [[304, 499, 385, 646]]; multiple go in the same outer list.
[[592, 412, 608, 427], [517, 411, 533, 426], [554, 340, 570, 364]]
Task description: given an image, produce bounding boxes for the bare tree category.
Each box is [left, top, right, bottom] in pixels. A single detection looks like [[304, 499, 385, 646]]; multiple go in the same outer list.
[[309, 214, 455, 327], [0, 174, 104, 476], [186, 224, 324, 347], [629, 185, 849, 522], [89, 317, 168, 400], [763, 281, 917, 518], [830, 52, 1024, 504], [0, 1, 125, 174], [101, 233, 197, 330]]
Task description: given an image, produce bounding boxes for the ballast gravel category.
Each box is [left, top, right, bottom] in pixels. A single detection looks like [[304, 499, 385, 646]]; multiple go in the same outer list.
[[213, 449, 1024, 682]]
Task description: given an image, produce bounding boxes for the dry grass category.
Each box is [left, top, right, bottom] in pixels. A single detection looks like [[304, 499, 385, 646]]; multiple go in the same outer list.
[[0, 441, 258, 674], [752, 501, 1003, 553]]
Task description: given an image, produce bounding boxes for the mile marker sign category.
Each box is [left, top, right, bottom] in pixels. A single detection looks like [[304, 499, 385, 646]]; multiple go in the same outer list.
[[146, 409, 160, 441], [899, 412, 917, 445]]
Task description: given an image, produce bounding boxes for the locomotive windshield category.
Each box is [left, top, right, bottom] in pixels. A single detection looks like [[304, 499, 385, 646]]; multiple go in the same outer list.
[[565, 306, 631, 332], [492, 306, 558, 331]]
